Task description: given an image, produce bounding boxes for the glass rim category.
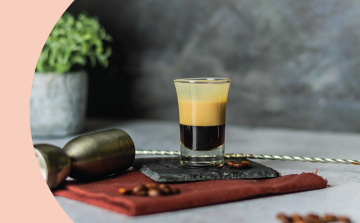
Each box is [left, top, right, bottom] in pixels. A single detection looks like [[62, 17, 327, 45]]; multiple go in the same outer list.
[[174, 77, 231, 84]]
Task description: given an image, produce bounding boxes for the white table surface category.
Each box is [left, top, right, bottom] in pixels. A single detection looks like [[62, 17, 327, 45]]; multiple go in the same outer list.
[[32, 119, 360, 223]]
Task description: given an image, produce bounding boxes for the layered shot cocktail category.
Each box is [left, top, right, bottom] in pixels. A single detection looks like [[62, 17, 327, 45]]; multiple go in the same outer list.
[[174, 78, 231, 167]]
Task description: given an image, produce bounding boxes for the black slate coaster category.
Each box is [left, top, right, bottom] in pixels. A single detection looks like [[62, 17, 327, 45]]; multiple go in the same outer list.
[[131, 157, 279, 183]]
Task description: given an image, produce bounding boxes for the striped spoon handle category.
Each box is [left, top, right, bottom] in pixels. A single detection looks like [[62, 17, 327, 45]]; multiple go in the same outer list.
[[135, 150, 360, 165]]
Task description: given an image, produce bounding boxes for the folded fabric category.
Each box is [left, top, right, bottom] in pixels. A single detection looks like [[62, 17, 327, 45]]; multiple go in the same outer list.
[[54, 170, 328, 216]]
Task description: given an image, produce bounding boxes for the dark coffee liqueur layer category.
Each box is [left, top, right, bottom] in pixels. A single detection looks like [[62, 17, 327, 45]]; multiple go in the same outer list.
[[180, 124, 225, 151]]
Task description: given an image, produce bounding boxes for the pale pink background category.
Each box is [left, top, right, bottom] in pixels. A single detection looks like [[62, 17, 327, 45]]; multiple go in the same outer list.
[[0, 0, 73, 222]]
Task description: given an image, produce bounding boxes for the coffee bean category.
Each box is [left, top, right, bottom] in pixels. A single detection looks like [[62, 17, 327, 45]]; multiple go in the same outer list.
[[133, 184, 147, 193], [134, 190, 147, 196], [337, 216, 351, 223], [305, 218, 321, 223], [276, 213, 291, 223], [145, 183, 159, 189], [241, 161, 252, 168], [118, 184, 180, 197], [118, 188, 132, 195], [232, 162, 248, 169], [291, 213, 303, 222], [276, 213, 351, 223], [305, 214, 321, 223], [321, 214, 337, 222], [159, 184, 171, 194], [160, 189, 170, 195], [170, 187, 180, 194], [306, 214, 319, 218], [148, 188, 161, 197]]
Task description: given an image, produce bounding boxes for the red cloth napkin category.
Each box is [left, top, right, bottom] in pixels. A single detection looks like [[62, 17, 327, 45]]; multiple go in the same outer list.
[[54, 170, 328, 216]]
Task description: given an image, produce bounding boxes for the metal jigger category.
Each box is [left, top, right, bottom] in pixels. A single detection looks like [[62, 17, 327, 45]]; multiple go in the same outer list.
[[34, 129, 135, 189]]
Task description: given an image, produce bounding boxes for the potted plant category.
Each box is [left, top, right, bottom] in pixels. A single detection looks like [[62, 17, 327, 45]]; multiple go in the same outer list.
[[31, 12, 112, 137]]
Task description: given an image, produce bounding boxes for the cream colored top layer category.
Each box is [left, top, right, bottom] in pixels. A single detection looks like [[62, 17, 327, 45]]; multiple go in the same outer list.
[[175, 82, 230, 126]]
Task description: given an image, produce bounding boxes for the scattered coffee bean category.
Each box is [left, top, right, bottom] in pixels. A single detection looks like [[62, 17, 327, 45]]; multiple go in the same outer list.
[[228, 161, 252, 169], [241, 161, 252, 168], [337, 216, 351, 223], [118, 188, 132, 195], [234, 161, 251, 169], [276, 213, 352, 223], [145, 183, 159, 189], [305, 213, 322, 223], [158, 184, 168, 189], [321, 214, 338, 222], [159, 184, 171, 194], [277, 213, 291, 223], [227, 161, 234, 167], [171, 187, 180, 194], [148, 188, 161, 197], [232, 162, 245, 169], [132, 184, 147, 193], [134, 190, 147, 196], [306, 218, 322, 223], [292, 213, 303, 222], [118, 183, 181, 197]]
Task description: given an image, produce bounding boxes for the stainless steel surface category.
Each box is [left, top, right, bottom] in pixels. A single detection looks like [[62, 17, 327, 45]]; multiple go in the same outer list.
[[135, 150, 360, 165]]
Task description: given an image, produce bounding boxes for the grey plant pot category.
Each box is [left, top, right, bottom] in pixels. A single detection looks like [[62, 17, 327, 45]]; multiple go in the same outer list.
[[30, 71, 88, 137]]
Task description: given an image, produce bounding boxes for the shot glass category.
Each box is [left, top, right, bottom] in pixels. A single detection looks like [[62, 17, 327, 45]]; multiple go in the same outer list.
[[174, 78, 231, 167]]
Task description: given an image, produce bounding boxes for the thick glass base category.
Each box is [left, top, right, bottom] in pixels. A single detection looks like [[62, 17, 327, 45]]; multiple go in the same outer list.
[[180, 143, 225, 167]]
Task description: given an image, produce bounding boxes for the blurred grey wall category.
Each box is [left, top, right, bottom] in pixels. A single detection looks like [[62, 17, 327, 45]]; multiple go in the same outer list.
[[67, 0, 360, 132]]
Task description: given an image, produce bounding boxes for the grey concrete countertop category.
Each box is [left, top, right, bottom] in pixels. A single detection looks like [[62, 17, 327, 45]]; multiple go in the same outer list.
[[32, 119, 360, 223]]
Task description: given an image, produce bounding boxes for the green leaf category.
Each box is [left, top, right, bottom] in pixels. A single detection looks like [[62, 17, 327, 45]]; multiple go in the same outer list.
[[37, 12, 112, 73], [72, 55, 86, 66]]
